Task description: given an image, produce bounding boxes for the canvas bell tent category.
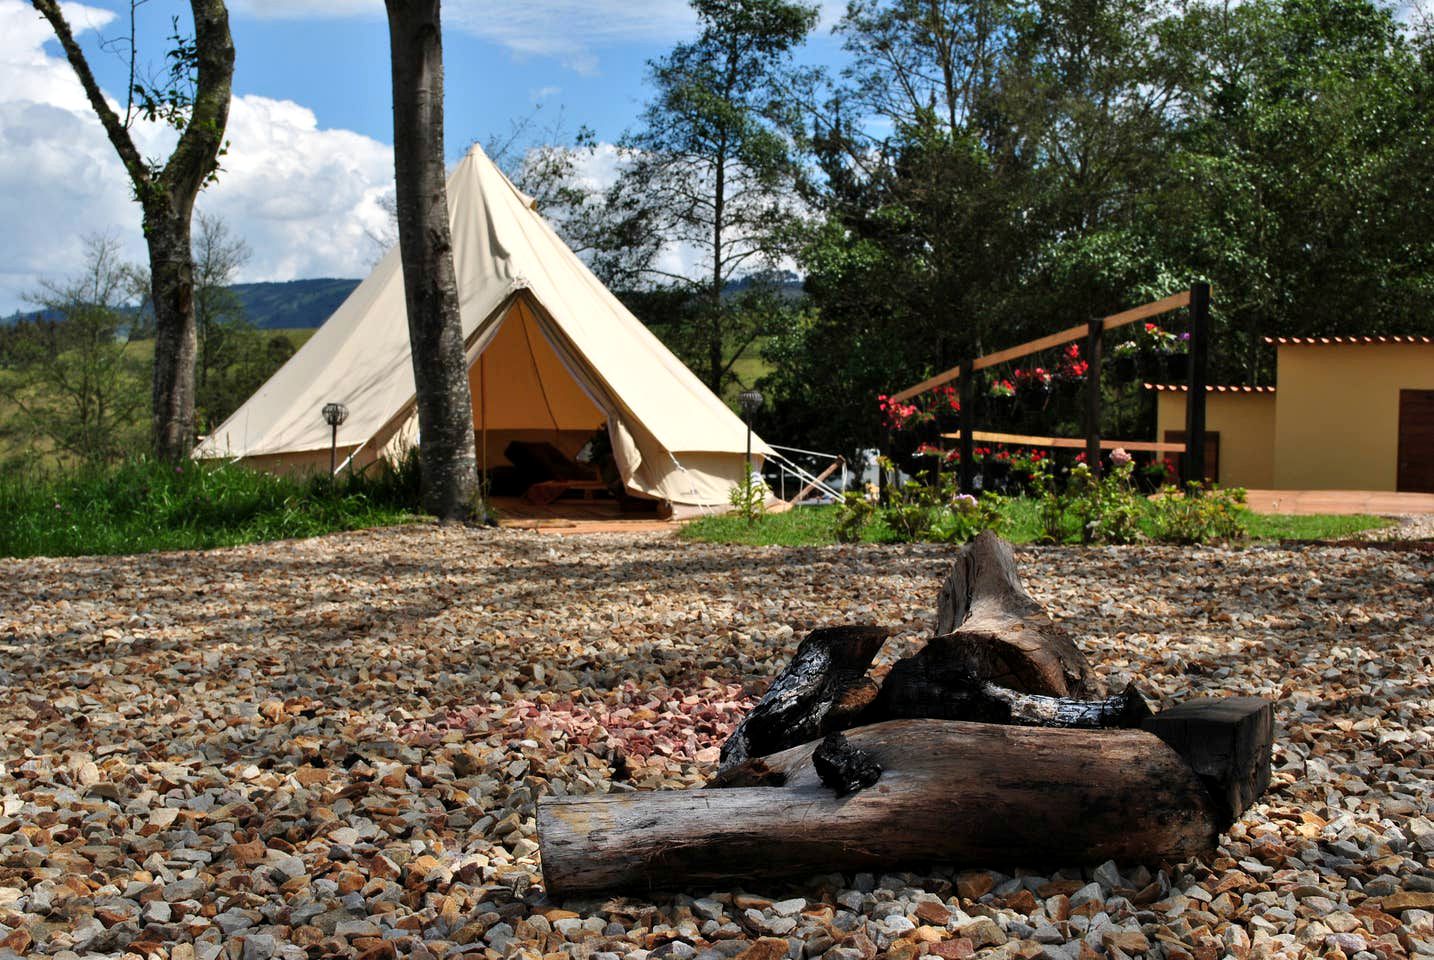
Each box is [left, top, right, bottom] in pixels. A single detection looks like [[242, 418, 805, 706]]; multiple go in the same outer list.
[[194, 145, 774, 512]]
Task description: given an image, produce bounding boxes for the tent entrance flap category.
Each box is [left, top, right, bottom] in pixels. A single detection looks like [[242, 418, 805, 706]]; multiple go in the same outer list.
[[469, 298, 607, 468]]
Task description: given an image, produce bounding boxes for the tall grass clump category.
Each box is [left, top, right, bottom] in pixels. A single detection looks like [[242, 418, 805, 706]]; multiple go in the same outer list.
[[0, 455, 423, 558]]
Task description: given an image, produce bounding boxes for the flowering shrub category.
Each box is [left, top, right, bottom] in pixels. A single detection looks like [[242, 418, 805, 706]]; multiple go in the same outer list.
[[878, 388, 960, 432], [1068, 457, 1143, 544], [931, 489, 1007, 543], [877, 394, 926, 431], [988, 378, 1016, 399], [1140, 323, 1190, 355], [1112, 340, 1139, 359], [1013, 366, 1053, 392], [1056, 343, 1089, 382]]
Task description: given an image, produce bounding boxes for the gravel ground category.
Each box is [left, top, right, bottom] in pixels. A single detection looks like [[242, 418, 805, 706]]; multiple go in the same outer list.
[[0, 525, 1430, 960]]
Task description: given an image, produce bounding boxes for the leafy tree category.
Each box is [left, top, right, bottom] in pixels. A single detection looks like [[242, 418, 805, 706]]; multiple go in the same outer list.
[[1145, 0, 1434, 381], [385, 0, 480, 520], [1, 236, 149, 465], [188, 210, 257, 428], [32, 0, 235, 460], [602, 0, 819, 392]]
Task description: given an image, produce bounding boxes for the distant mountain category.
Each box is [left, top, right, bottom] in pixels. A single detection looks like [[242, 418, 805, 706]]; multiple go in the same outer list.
[[1, 277, 362, 330], [231, 278, 360, 330], [3, 273, 804, 331]]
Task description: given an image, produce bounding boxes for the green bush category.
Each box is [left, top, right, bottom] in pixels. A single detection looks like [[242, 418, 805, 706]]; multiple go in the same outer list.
[[930, 490, 1007, 543], [834, 490, 877, 542], [1028, 461, 1071, 543], [880, 478, 941, 542], [1150, 483, 1250, 543], [1068, 459, 1144, 544]]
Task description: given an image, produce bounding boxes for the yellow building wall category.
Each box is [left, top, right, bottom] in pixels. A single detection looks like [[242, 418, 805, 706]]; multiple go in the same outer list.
[[1155, 392, 1277, 488], [1272, 343, 1434, 490]]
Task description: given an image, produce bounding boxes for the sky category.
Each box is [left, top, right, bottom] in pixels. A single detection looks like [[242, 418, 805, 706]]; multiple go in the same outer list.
[[0, 0, 849, 314]]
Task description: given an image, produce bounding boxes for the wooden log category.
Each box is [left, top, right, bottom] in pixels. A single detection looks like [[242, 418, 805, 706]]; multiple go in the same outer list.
[[718, 625, 890, 771], [933, 532, 1103, 698], [538, 718, 1224, 897]]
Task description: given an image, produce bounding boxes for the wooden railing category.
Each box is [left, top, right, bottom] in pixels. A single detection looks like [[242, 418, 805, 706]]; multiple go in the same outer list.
[[891, 285, 1211, 489]]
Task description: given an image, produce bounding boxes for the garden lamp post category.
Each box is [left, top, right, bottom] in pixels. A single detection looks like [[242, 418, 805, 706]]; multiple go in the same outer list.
[[738, 389, 763, 523], [322, 402, 349, 475]]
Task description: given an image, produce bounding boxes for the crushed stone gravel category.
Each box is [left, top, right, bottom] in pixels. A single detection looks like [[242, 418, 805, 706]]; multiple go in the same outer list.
[[0, 524, 1430, 960]]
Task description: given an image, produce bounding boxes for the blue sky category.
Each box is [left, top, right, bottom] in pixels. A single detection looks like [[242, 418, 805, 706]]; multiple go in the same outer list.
[[0, 0, 848, 312]]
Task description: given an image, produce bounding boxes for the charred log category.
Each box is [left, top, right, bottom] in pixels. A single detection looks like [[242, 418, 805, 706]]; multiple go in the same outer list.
[[718, 625, 890, 772], [812, 732, 882, 795]]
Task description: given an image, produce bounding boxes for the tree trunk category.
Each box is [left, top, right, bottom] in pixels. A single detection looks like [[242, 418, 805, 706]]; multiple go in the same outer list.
[[146, 204, 199, 460], [538, 718, 1227, 897], [32, 0, 234, 462], [385, 0, 479, 520]]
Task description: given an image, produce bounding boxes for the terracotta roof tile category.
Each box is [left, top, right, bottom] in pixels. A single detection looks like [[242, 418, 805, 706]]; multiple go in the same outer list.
[[1263, 335, 1433, 345], [1142, 383, 1276, 393]]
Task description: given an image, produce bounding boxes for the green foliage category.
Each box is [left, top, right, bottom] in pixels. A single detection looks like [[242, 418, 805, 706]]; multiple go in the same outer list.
[[1028, 461, 1074, 544], [683, 499, 1382, 546], [879, 478, 940, 542], [755, 0, 1434, 453], [595, 0, 818, 393], [1068, 460, 1145, 544], [1149, 484, 1251, 544], [833, 489, 877, 542], [728, 469, 770, 523], [0, 457, 420, 559]]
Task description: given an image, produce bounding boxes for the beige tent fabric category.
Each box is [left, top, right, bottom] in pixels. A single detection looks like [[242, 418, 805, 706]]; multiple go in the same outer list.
[[194, 145, 772, 507]]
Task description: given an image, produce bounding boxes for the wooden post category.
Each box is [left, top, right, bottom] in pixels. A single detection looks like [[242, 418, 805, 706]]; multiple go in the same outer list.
[[958, 359, 975, 494], [1085, 318, 1104, 477], [1183, 282, 1211, 487]]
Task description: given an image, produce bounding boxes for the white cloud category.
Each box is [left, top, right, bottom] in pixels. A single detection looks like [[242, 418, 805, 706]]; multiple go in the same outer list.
[[0, 0, 394, 313]]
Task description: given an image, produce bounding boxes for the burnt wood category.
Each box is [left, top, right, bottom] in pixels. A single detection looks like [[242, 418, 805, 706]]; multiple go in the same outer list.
[[718, 625, 890, 771], [538, 534, 1275, 895], [812, 732, 882, 795], [1142, 696, 1273, 828]]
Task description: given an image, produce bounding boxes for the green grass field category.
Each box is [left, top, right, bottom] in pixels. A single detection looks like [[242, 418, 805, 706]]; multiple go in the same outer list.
[[0, 457, 419, 559], [680, 501, 1395, 547]]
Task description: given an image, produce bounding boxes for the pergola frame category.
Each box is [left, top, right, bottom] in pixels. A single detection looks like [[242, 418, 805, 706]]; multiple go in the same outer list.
[[891, 284, 1212, 490]]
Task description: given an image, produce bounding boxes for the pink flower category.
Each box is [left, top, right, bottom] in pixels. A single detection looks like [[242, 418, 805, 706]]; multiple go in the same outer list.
[[1110, 447, 1133, 467]]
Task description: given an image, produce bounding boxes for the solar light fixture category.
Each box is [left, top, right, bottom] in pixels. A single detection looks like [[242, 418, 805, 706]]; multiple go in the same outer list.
[[322, 402, 349, 474]]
